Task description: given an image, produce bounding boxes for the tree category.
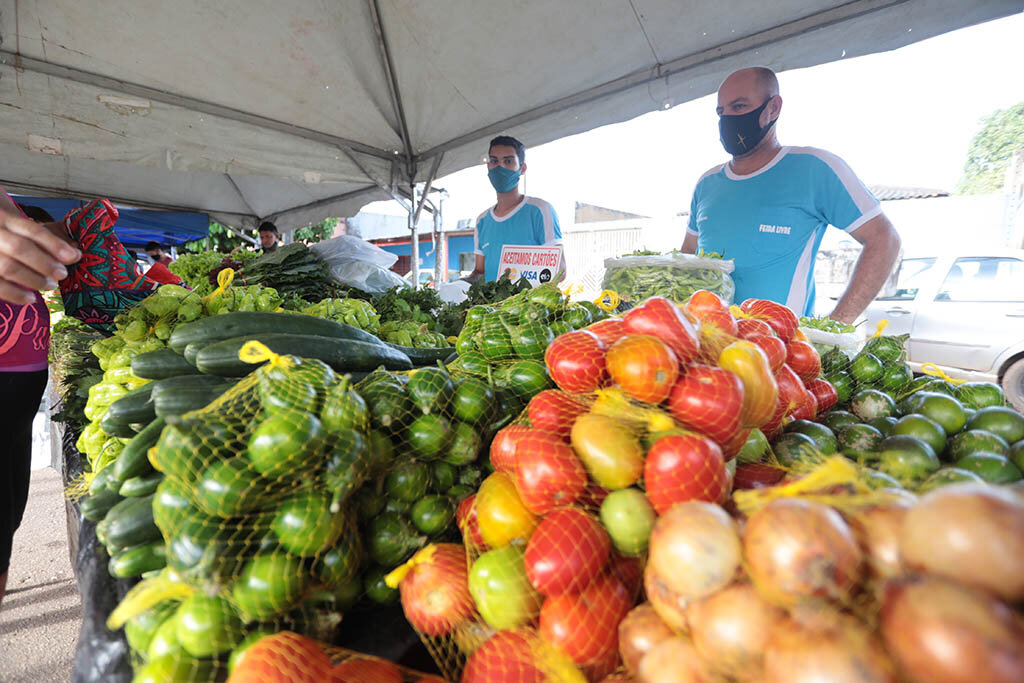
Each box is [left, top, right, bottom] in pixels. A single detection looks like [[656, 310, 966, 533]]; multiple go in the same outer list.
[[957, 102, 1024, 194], [294, 217, 339, 244], [180, 217, 339, 253]]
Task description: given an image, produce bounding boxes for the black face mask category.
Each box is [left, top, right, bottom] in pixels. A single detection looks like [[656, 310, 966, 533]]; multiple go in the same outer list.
[[718, 97, 776, 156]]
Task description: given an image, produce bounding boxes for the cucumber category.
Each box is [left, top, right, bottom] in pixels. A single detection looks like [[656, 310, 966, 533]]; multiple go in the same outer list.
[[109, 541, 167, 578], [151, 376, 234, 418], [384, 343, 454, 367], [104, 494, 160, 551], [100, 414, 138, 438], [113, 418, 166, 483], [169, 311, 384, 353], [131, 348, 202, 379], [104, 384, 156, 427], [81, 488, 123, 522], [195, 334, 412, 377], [184, 342, 206, 366], [119, 471, 164, 498], [89, 466, 121, 496]]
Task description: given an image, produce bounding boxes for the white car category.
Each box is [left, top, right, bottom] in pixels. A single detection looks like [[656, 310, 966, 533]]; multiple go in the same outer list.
[[861, 250, 1024, 411]]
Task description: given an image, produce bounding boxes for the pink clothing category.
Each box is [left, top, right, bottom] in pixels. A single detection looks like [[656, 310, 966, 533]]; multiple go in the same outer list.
[[0, 187, 50, 372]]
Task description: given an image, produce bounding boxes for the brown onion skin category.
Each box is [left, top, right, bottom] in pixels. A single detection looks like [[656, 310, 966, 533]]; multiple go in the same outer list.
[[637, 636, 711, 683], [648, 502, 742, 602], [619, 603, 676, 675], [743, 498, 863, 605], [847, 501, 910, 583], [643, 562, 689, 634], [686, 582, 783, 679], [764, 613, 897, 683], [899, 483, 1024, 601], [881, 575, 1024, 683]]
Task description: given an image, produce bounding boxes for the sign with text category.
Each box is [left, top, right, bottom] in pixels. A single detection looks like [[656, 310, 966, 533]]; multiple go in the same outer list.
[[496, 244, 563, 286]]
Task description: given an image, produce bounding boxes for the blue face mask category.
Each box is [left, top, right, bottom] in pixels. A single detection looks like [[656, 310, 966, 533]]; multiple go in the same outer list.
[[488, 165, 521, 193]]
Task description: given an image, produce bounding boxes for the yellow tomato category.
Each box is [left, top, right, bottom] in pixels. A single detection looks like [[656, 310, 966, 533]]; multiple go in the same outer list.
[[476, 472, 538, 548], [570, 414, 645, 489], [719, 340, 778, 428]]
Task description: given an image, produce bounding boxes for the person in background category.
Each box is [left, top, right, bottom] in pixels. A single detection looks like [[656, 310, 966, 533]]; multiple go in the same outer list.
[[144, 241, 174, 265], [682, 67, 900, 323], [257, 221, 280, 253], [0, 193, 78, 608], [465, 135, 562, 283]]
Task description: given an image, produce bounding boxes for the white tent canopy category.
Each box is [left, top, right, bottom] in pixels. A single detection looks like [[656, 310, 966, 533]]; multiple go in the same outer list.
[[2, 0, 1020, 236]]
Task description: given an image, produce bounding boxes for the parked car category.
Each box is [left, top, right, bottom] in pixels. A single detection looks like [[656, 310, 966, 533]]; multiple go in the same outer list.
[[861, 250, 1024, 411]]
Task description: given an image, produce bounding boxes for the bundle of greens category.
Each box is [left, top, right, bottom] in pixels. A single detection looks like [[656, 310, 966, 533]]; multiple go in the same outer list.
[[240, 243, 332, 302], [799, 315, 857, 334], [168, 252, 224, 294], [49, 317, 103, 430], [602, 249, 734, 304], [464, 272, 532, 307], [371, 284, 469, 338]]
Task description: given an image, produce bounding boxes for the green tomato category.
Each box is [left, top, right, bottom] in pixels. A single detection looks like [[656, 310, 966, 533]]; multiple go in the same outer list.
[[469, 545, 542, 631]]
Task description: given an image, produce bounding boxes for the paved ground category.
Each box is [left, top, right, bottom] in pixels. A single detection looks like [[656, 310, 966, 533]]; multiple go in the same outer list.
[[0, 405, 81, 682]]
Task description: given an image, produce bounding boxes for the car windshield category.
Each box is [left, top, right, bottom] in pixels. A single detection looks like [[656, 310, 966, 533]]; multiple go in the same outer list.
[[936, 257, 1024, 302], [883, 257, 936, 300]]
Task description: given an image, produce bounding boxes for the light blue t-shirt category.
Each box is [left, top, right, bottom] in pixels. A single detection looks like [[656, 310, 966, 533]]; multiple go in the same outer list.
[[687, 146, 881, 315], [474, 196, 562, 282]]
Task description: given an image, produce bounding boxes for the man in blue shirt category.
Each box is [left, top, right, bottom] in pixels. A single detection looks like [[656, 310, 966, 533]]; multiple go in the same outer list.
[[682, 67, 900, 322], [467, 136, 562, 283]]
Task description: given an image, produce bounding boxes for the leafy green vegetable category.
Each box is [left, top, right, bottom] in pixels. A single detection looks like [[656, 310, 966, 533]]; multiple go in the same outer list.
[[602, 251, 734, 304], [799, 316, 857, 334]]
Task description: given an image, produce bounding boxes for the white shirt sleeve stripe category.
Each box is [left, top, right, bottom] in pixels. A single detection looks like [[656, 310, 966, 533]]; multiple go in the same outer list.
[[844, 204, 883, 234], [527, 197, 559, 244], [472, 210, 487, 255], [790, 146, 879, 216]]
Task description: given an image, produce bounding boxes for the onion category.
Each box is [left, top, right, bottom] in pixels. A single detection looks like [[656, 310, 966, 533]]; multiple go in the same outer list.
[[686, 582, 783, 678], [847, 500, 911, 582], [764, 611, 896, 683], [643, 562, 689, 634], [648, 502, 741, 601], [637, 636, 710, 683], [881, 575, 1024, 683], [743, 498, 862, 605], [619, 603, 676, 674], [899, 483, 1024, 601]]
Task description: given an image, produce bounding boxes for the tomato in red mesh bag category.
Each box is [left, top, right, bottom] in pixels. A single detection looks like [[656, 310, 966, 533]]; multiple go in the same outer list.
[[667, 365, 744, 445], [736, 317, 774, 339], [331, 656, 402, 683], [228, 631, 331, 683], [606, 335, 679, 404], [685, 289, 731, 321], [539, 573, 632, 668], [622, 296, 699, 365], [514, 430, 587, 515], [524, 507, 610, 596], [740, 299, 799, 342], [460, 630, 548, 683], [805, 378, 838, 414], [748, 333, 787, 372], [775, 364, 810, 416], [526, 390, 590, 437], [719, 341, 779, 429], [785, 340, 822, 383], [644, 433, 728, 514], [489, 424, 531, 473], [456, 494, 487, 549], [395, 544, 475, 637], [586, 318, 626, 346], [544, 330, 608, 394]]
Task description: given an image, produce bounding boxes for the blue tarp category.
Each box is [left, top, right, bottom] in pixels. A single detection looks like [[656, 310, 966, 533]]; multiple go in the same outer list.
[[12, 195, 209, 248], [379, 235, 475, 275]]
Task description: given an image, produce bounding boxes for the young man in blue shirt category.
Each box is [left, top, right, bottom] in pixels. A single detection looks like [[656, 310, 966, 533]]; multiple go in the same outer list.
[[682, 67, 901, 322], [467, 136, 562, 283]]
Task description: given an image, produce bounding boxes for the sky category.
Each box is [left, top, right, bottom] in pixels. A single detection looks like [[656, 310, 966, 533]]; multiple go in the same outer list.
[[361, 12, 1024, 232]]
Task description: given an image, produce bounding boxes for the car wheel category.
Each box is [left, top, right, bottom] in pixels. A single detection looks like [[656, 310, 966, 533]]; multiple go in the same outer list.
[[1001, 358, 1024, 413]]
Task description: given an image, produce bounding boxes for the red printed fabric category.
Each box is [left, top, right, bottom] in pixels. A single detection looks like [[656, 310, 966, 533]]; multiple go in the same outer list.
[[0, 186, 49, 371]]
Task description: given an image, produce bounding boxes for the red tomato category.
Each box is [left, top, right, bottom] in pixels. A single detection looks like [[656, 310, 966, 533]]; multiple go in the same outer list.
[[760, 395, 787, 440], [586, 318, 626, 346], [577, 482, 610, 509], [231, 632, 331, 683], [740, 299, 799, 342], [514, 430, 587, 515], [643, 433, 728, 514], [524, 508, 610, 596], [736, 317, 775, 339], [621, 297, 699, 366], [583, 648, 622, 682], [526, 390, 589, 438], [720, 427, 752, 462], [540, 573, 632, 667], [695, 308, 740, 364], [790, 389, 818, 422], [775, 364, 809, 415], [666, 365, 744, 445], [544, 330, 608, 394], [805, 378, 838, 414], [785, 340, 822, 382], [331, 657, 401, 683], [733, 463, 787, 490], [399, 543, 474, 637], [609, 553, 644, 598], [456, 495, 488, 551], [489, 424, 531, 473], [606, 335, 679, 404], [462, 631, 546, 683], [685, 289, 730, 319], [748, 333, 787, 372]]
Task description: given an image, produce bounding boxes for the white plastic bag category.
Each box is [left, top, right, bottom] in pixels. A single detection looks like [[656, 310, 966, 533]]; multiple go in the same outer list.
[[309, 234, 398, 269], [328, 260, 409, 295], [601, 253, 735, 304], [437, 279, 471, 304], [800, 326, 864, 359]]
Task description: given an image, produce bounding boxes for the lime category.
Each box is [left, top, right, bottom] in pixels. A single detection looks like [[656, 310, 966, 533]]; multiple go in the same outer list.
[[500, 360, 552, 399], [850, 353, 884, 384], [147, 611, 182, 659], [366, 429, 396, 474], [892, 414, 947, 456], [407, 413, 453, 459], [954, 452, 1023, 484], [510, 322, 555, 360], [365, 565, 400, 605], [247, 408, 323, 478], [868, 416, 897, 436], [194, 457, 261, 518], [385, 498, 411, 515], [518, 302, 553, 324], [549, 321, 571, 337], [966, 406, 1024, 444], [947, 429, 1009, 462], [955, 381, 1005, 410], [862, 469, 903, 491], [444, 420, 483, 466], [356, 487, 386, 520], [825, 371, 855, 404], [259, 374, 318, 413], [410, 495, 456, 535], [916, 392, 967, 435], [772, 432, 821, 467], [315, 520, 363, 587], [920, 378, 958, 396], [785, 420, 838, 454], [837, 423, 884, 452], [407, 367, 454, 416], [174, 594, 243, 658], [821, 410, 860, 432], [368, 512, 424, 566], [863, 335, 906, 364], [561, 306, 592, 330], [820, 346, 848, 374], [457, 350, 490, 378], [850, 389, 897, 421], [736, 429, 770, 464], [232, 554, 307, 621], [917, 467, 984, 494], [478, 314, 514, 361], [386, 460, 431, 502], [879, 364, 914, 393], [431, 461, 458, 492], [272, 491, 345, 557], [134, 652, 217, 683], [451, 377, 496, 425], [877, 435, 939, 486], [447, 484, 474, 500], [361, 382, 412, 431], [125, 600, 178, 656], [320, 384, 369, 433]]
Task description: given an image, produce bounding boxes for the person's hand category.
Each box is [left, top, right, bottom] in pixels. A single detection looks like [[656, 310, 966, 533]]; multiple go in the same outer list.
[[0, 209, 81, 305]]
